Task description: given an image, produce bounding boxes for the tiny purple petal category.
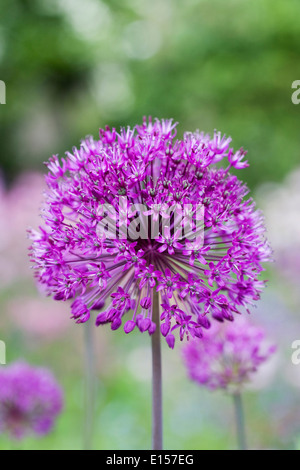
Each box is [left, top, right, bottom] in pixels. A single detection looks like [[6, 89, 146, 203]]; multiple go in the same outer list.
[[161, 322, 170, 337], [166, 334, 175, 349], [111, 317, 122, 330], [140, 296, 152, 309], [124, 320, 136, 334]]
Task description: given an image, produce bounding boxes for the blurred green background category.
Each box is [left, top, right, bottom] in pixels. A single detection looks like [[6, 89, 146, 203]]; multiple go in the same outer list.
[[1, 0, 300, 187], [1, 0, 300, 450]]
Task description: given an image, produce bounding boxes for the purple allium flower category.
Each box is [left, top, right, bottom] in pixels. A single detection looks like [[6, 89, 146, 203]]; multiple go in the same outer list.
[[29, 118, 271, 348], [182, 317, 276, 391], [0, 362, 63, 439]]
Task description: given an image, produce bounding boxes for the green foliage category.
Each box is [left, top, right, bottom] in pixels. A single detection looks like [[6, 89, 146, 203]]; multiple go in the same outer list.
[[0, 0, 299, 187]]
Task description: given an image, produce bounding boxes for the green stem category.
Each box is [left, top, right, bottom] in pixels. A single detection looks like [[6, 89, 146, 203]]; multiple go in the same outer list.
[[233, 392, 247, 450], [84, 319, 95, 450], [151, 290, 163, 450]]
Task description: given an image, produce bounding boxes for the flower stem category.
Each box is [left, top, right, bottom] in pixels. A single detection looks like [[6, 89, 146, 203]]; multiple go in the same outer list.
[[84, 319, 95, 450], [151, 290, 163, 450], [233, 392, 247, 450]]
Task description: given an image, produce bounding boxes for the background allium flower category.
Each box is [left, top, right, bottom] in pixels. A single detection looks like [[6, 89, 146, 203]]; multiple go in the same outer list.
[[29, 118, 271, 347], [182, 317, 276, 392], [0, 362, 63, 439]]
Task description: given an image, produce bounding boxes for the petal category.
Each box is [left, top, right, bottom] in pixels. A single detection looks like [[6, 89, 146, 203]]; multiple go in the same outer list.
[[124, 320, 136, 334], [166, 334, 175, 349]]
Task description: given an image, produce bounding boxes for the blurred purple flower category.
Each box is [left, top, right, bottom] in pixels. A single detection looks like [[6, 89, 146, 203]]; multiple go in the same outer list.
[[0, 362, 63, 439], [182, 316, 276, 392], [29, 118, 271, 347]]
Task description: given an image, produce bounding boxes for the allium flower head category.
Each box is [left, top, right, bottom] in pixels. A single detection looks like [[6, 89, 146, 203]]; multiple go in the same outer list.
[[182, 317, 276, 391], [0, 362, 63, 439], [29, 117, 271, 348]]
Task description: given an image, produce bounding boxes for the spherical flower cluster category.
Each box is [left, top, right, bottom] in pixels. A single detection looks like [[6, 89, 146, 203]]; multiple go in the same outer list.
[[29, 117, 271, 348], [182, 317, 276, 391], [0, 362, 63, 439]]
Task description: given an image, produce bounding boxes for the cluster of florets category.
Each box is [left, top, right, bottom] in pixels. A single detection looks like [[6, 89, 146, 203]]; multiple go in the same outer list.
[[0, 362, 63, 439], [29, 117, 271, 348], [182, 317, 276, 391]]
